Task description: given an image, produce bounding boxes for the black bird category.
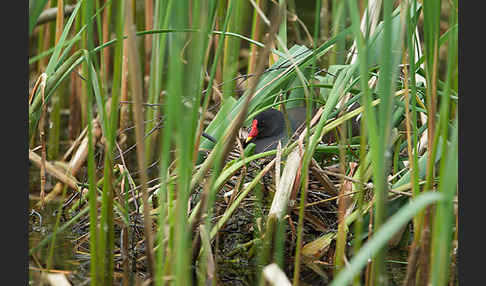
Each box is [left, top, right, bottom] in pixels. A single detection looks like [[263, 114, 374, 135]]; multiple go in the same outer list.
[[245, 107, 312, 154], [245, 105, 361, 154]]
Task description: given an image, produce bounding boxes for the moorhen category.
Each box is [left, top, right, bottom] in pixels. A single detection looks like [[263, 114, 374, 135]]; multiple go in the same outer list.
[[245, 107, 312, 154], [245, 105, 361, 154]]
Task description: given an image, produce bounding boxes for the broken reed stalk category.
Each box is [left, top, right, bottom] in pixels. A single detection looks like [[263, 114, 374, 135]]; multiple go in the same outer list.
[[263, 148, 302, 267], [263, 108, 323, 271], [35, 4, 76, 26], [29, 149, 79, 191], [263, 263, 292, 286]]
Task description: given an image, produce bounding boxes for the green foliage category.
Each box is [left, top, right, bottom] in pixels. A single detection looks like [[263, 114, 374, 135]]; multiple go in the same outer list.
[[28, 0, 457, 285]]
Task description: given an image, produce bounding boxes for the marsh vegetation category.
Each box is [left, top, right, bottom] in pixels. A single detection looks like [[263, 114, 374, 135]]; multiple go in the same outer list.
[[28, 0, 458, 285]]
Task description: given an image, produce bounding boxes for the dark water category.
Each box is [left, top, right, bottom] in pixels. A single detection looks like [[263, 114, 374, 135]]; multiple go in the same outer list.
[[29, 201, 79, 273]]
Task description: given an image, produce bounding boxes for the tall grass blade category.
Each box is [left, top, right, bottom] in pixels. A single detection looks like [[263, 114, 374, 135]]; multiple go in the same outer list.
[[82, 0, 101, 283], [97, 0, 125, 283], [330, 192, 443, 286], [429, 1, 458, 283], [430, 118, 458, 285]]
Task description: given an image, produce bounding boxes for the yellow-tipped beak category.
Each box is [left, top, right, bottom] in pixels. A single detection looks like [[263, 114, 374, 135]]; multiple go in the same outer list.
[[245, 136, 253, 143]]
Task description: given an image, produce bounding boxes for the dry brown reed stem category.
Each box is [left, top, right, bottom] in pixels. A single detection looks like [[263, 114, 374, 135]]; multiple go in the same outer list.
[[29, 74, 44, 106], [101, 0, 111, 84], [29, 266, 73, 275], [334, 122, 351, 276], [67, 120, 102, 174], [54, 0, 63, 44], [38, 18, 51, 72], [69, 72, 81, 140], [418, 214, 432, 285], [124, 0, 155, 278], [400, 54, 424, 276], [418, 15, 440, 283], [119, 20, 130, 145], [287, 10, 314, 45], [29, 150, 79, 192], [402, 242, 421, 286], [303, 190, 361, 208], [418, 93, 438, 284], [144, 0, 153, 76], [62, 127, 88, 162], [247, 0, 266, 87], [39, 73, 48, 207]]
